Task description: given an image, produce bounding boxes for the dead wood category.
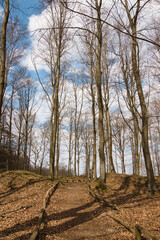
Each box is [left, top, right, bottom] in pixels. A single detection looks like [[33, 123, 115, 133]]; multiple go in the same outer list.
[[88, 183, 160, 240], [30, 181, 59, 240], [30, 208, 45, 240], [135, 224, 160, 240], [88, 183, 100, 202], [106, 212, 135, 234], [88, 183, 120, 211]]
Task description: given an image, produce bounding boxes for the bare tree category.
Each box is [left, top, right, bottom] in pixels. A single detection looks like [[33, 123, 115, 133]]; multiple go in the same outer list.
[[80, 14, 97, 179], [102, 29, 116, 174], [71, 75, 84, 176], [94, 0, 106, 184], [15, 79, 36, 170], [33, 0, 71, 179], [81, 117, 93, 178], [0, 0, 9, 118], [115, 31, 140, 175], [113, 114, 127, 174], [67, 108, 74, 176], [7, 68, 26, 157], [115, 0, 156, 193], [79, 0, 106, 184]]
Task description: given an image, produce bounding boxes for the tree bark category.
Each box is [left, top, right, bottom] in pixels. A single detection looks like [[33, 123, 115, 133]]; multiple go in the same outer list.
[[55, 112, 60, 179], [118, 35, 140, 175], [68, 112, 73, 176], [74, 88, 77, 177], [122, 0, 156, 193], [49, 3, 63, 179], [95, 0, 106, 185], [90, 44, 97, 179], [0, 0, 9, 118]]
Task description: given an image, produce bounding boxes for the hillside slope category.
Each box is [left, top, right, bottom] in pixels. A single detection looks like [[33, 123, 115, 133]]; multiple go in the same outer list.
[[0, 171, 159, 239]]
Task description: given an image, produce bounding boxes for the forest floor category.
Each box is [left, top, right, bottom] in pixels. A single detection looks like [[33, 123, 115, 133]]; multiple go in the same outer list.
[[0, 171, 160, 240]]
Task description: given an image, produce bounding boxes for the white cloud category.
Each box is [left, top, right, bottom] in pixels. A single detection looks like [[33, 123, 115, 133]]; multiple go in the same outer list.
[[20, 0, 160, 174]]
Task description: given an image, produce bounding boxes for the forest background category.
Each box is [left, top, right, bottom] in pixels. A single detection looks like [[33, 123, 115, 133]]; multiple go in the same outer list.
[[0, 0, 159, 194]]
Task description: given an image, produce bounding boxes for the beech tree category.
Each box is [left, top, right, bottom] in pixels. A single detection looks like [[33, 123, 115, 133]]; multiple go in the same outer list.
[[33, 0, 71, 179], [71, 75, 84, 176], [116, 0, 156, 193], [15, 79, 36, 170], [79, 11, 97, 179], [7, 68, 27, 157], [75, 0, 106, 182], [115, 31, 140, 175], [94, 0, 106, 184], [101, 29, 116, 174], [0, 0, 9, 118]]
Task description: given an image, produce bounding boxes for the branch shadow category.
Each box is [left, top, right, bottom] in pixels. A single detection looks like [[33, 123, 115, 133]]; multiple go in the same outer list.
[[103, 176, 159, 208], [0, 179, 45, 201], [0, 200, 106, 240], [38, 200, 105, 240], [117, 176, 131, 193]]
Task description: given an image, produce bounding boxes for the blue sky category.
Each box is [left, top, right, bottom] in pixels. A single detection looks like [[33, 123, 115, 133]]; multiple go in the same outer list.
[[15, 0, 40, 24]]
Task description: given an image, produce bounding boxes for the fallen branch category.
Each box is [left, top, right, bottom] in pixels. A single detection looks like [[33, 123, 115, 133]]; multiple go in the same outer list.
[[88, 183, 160, 240], [43, 182, 59, 208], [106, 212, 135, 234], [88, 183, 120, 211], [135, 224, 160, 240], [30, 181, 59, 240], [88, 183, 100, 202]]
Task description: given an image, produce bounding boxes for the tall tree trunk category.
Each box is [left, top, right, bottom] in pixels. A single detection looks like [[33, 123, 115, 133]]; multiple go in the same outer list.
[[132, 28, 156, 193], [49, 10, 62, 179], [49, 100, 54, 178], [77, 136, 80, 177], [119, 34, 140, 175], [49, 79, 59, 179], [9, 89, 14, 156], [103, 79, 115, 174], [96, 0, 106, 185], [90, 46, 97, 179], [108, 113, 115, 173], [17, 110, 23, 169], [119, 128, 125, 174], [40, 139, 46, 175], [122, 0, 156, 193], [68, 112, 73, 176], [55, 112, 60, 179], [134, 118, 139, 175], [0, 0, 9, 118], [74, 98, 77, 177], [85, 141, 88, 177], [23, 89, 30, 170]]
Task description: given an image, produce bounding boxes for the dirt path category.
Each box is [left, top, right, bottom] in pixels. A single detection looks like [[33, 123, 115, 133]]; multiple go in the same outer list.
[[38, 182, 133, 240], [0, 178, 133, 240], [1, 173, 159, 240]]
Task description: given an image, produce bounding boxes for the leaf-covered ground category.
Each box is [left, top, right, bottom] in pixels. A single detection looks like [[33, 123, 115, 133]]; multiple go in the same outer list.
[[0, 171, 159, 240]]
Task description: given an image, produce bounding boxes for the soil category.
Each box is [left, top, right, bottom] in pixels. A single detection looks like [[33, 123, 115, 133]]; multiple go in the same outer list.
[[0, 171, 160, 240]]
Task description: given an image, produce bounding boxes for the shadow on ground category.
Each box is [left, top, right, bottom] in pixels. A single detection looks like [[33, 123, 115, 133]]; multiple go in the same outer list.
[[102, 176, 154, 207], [0, 200, 106, 240], [0, 178, 45, 201]]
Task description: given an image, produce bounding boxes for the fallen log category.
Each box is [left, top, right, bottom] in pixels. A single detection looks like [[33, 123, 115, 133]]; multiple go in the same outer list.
[[88, 183, 100, 202], [106, 212, 135, 234], [30, 208, 45, 240], [88, 183, 120, 211], [30, 181, 59, 240], [88, 183, 160, 240], [135, 224, 160, 240], [43, 182, 59, 208]]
